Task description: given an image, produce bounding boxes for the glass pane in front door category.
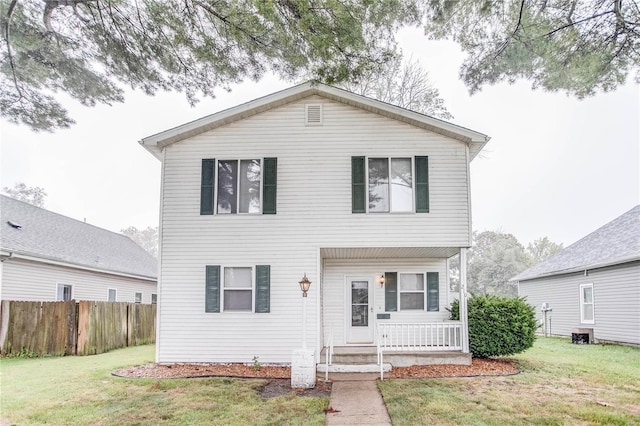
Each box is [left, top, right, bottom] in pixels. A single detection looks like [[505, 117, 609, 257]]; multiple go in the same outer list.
[[351, 281, 368, 327]]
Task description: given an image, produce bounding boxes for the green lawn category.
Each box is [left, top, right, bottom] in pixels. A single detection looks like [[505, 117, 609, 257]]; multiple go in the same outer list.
[[0, 345, 327, 425], [379, 337, 640, 425]]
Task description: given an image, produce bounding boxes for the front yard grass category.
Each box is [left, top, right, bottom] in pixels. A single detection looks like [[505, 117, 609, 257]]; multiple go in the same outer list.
[[379, 337, 640, 425], [0, 345, 327, 425]]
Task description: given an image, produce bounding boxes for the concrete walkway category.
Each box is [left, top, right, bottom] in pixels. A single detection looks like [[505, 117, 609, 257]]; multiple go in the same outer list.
[[323, 373, 392, 426]]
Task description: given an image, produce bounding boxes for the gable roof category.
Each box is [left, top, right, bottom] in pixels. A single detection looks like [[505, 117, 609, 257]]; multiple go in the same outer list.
[[1, 195, 157, 280], [140, 82, 490, 160], [512, 205, 640, 281]]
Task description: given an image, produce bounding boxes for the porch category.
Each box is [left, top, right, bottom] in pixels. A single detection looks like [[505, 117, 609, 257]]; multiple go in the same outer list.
[[318, 322, 471, 378]]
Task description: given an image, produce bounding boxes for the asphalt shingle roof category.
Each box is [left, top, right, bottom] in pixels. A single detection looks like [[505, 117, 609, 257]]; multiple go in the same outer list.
[[1, 195, 157, 279], [512, 205, 640, 281]]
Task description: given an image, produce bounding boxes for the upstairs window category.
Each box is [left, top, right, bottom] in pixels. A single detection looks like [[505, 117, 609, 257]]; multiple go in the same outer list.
[[218, 160, 261, 214], [369, 158, 413, 213], [352, 156, 428, 213], [108, 288, 117, 302], [201, 158, 277, 215]]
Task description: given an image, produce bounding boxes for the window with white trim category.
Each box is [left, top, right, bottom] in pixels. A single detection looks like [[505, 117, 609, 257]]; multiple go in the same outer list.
[[218, 159, 262, 214], [580, 283, 595, 324], [368, 157, 413, 213], [57, 284, 72, 301], [151, 293, 157, 305], [108, 288, 117, 302], [135, 292, 142, 304], [399, 273, 424, 310], [223, 267, 253, 311]]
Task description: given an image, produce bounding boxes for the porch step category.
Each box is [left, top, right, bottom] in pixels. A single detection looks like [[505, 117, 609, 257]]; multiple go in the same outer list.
[[316, 363, 392, 373], [321, 347, 472, 367]]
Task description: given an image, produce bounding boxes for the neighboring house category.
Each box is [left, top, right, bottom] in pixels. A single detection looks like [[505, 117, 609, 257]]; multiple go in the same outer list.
[[513, 205, 640, 346], [1, 195, 157, 303], [140, 82, 489, 367]]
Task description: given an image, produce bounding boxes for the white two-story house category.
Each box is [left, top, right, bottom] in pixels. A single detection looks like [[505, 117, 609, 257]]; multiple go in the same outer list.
[[140, 83, 489, 370]]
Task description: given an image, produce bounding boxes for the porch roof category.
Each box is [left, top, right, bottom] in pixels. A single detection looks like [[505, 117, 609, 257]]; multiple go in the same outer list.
[[320, 247, 460, 259]]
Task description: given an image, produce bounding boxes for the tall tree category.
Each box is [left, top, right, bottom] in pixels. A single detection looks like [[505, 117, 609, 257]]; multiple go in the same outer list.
[[2, 182, 47, 207], [421, 0, 639, 97], [121, 226, 158, 258], [337, 55, 453, 119], [467, 231, 531, 297], [1, 0, 420, 131], [527, 236, 564, 265]]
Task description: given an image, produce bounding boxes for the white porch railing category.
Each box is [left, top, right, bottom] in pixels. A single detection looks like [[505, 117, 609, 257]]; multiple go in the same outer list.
[[377, 322, 462, 379]]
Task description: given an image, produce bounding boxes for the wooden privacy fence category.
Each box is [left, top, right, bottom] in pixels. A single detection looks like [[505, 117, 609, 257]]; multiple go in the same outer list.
[[0, 300, 156, 356]]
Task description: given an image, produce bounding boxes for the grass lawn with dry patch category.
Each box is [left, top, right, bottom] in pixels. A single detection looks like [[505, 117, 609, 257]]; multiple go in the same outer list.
[[379, 337, 640, 425], [1, 345, 327, 425]]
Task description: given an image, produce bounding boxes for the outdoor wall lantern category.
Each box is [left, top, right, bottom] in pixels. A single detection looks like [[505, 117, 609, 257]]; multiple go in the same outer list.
[[376, 274, 385, 287], [299, 273, 311, 297]]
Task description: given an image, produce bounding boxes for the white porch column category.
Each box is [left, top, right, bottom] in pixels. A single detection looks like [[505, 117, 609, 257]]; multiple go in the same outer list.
[[459, 248, 470, 353]]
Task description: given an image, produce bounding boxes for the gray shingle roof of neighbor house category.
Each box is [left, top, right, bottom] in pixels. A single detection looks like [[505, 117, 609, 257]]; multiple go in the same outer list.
[[1, 195, 157, 280], [512, 205, 640, 282], [139, 81, 490, 161]]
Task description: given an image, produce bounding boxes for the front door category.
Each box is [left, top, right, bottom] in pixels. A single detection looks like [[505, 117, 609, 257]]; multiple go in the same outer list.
[[346, 277, 374, 344]]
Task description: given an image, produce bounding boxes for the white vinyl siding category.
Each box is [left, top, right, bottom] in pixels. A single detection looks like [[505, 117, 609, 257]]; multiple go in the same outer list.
[[2, 257, 156, 303], [157, 96, 471, 363], [519, 261, 640, 345]]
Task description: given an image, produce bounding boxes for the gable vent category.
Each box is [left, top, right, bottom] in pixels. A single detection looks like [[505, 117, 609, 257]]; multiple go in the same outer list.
[[305, 104, 323, 125]]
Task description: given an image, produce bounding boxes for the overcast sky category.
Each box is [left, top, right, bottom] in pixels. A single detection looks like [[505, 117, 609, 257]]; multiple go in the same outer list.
[[1, 27, 638, 248]]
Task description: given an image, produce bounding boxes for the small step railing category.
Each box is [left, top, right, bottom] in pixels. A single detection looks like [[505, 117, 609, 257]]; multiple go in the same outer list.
[[323, 328, 334, 381], [377, 322, 462, 379]]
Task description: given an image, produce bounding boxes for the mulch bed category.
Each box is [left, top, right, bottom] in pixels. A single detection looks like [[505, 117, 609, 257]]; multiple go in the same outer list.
[[113, 358, 518, 380]]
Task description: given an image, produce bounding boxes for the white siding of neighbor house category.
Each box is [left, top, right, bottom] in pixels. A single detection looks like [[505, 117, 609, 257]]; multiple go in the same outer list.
[[322, 259, 452, 347], [1, 258, 157, 304], [157, 95, 473, 363], [518, 261, 640, 345]]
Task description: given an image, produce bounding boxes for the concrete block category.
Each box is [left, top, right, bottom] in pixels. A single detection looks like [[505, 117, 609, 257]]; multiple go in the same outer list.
[[291, 348, 316, 388]]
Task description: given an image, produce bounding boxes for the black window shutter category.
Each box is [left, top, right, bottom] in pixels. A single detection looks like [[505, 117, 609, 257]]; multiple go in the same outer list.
[[205, 265, 221, 312], [427, 272, 439, 312], [352, 156, 366, 213], [385, 272, 397, 312], [415, 156, 429, 213], [200, 159, 215, 215], [262, 158, 277, 214], [255, 265, 271, 313]]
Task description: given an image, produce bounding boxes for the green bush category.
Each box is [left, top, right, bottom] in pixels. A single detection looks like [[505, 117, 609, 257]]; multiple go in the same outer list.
[[449, 294, 537, 358]]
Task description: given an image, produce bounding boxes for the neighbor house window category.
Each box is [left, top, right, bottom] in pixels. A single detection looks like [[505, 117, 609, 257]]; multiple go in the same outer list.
[[580, 283, 595, 324], [201, 158, 277, 215], [223, 267, 252, 311], [151, 294, 157, 305], [57, 284, 72, 301], [135, 292, 142, 304], [385, 272, 439, 312], [352, 156, 429, 213], [108, 289, 117, 302]]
